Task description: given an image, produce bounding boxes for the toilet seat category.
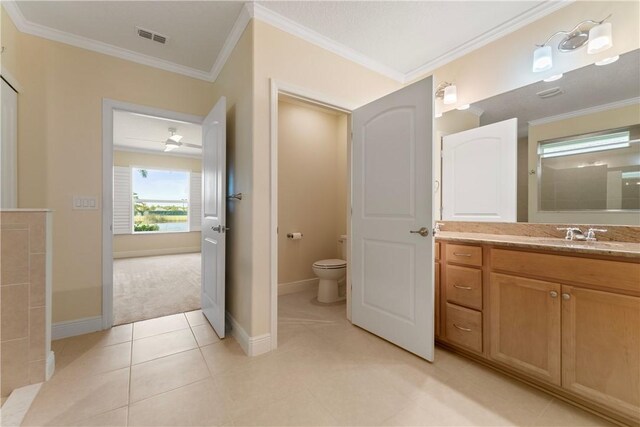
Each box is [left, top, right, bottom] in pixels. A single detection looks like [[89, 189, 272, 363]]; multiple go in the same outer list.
[[313, 259, 346, 269]]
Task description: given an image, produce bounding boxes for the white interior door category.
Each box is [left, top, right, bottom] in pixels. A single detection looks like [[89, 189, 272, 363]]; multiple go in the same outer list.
[[1, 78, 18, 208], [442, 118, 517, 222], [201, 96, 226, 338], [352, 77, 434, 361]]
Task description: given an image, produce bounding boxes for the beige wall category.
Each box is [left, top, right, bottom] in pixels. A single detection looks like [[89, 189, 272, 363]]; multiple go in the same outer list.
[[1, 10, 216, 322], [277, 99, 347, 285], [251, 20, 402, 335], [112, 150, 201, 259], [528, 103, 640, 225], [429, 1, 640, 113]]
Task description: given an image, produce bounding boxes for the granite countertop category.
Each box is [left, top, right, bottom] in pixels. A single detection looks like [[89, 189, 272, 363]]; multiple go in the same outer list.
[[435, 231, 640, 259]]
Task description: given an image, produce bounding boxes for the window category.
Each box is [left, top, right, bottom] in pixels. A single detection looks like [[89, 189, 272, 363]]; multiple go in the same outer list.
[[538, 126, 640, 211], [132, 168, 189, 233]]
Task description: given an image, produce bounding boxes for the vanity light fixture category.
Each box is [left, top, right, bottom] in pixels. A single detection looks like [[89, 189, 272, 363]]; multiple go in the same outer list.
[[543, 74, 563, 82], [435, 82, 457, 105], [595, 55, 619, 66], [533, 14, 613, 73], [457, 104, 470, 111]]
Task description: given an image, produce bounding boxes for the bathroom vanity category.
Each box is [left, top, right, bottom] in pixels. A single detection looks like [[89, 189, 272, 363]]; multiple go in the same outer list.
[[434, 231, 639, 426]]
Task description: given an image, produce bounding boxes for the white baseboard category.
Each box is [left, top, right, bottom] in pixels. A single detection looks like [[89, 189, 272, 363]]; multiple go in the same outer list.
[[52, 316, 103, 340], [225, 312, 271, 357], [278, 278, 318, 295], [45, 351, 55, 380], [113, 247, 201, 259]]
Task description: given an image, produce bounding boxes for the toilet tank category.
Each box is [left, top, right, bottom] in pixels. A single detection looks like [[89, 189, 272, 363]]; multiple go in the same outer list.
[[338, 234, 348, 261]]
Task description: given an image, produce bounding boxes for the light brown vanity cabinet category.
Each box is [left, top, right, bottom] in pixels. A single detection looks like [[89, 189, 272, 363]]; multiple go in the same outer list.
[[435, 240, 640, 425], [488, 273, 561, 385]]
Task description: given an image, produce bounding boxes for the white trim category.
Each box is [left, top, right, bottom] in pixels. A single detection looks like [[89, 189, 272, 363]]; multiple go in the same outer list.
[[103, 99, 204, 330], [278, 278, 319, 296], [114, 146, 202, 160], [252, 3, 404, 83], [529, 97, 640, 127], [403, 0, 573, 82], [269, 79, 353, 352], [225, 312, 271, 357], [210, 4, 253, 81], [52, 316, 103, 340], [45, 351, 55, 380], [1, 66, 24, 93], [1, 0, 212, 82], [113, 247, 201, 259]]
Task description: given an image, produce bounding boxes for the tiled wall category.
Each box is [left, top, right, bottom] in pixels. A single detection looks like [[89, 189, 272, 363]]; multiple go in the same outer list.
[[1, 211, 51, 397]]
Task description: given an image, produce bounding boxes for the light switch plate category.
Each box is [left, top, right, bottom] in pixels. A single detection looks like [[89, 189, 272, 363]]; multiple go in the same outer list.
[[73, 196, 98, 210]]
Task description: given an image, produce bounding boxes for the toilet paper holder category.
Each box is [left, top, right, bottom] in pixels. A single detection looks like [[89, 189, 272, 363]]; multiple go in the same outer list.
[[287, 232, 303, 239]]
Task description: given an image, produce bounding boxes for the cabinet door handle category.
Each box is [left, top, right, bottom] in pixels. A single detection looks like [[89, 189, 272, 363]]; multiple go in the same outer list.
[[562, 293, 571, 300], [549, 291, 558, 298], [453, 323, 472, 332], [453, 284, 473, 290], [453, 253, 472, 257]]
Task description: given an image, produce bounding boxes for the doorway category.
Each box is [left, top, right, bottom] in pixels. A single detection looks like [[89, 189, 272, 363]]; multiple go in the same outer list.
[[102, 100, 204, 328], [269, 81, 353, 350]]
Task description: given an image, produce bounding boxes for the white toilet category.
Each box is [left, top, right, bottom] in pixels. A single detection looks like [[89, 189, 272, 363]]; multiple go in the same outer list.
[[313, 235, 347, 303]]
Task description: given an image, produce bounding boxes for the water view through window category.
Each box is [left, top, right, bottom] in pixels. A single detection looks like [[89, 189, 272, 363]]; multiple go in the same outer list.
[[132, 168, 189, 232]]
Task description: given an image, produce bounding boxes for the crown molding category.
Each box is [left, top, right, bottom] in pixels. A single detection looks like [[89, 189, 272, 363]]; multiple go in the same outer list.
[[251, 2, 406, 83], [528, 97, 640, 127], [2, 0, 213, 81], [209, 3, 254, 81], [403, 0, 573, 83]]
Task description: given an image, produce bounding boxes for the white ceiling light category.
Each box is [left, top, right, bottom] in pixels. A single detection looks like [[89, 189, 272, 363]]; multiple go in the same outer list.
[[164, 128, 183, 152], [457, 104, 470, 111], [587, 22, 613, 54], [435, 112, 442, 118], [543, 74, 563, 82], [435, 82, 457, 105], [532, 45, 553, 72], [595, 55, 619, 66]]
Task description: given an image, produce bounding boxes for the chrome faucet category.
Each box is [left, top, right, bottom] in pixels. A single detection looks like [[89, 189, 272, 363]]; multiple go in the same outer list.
[[557, 227, 587, 241], [585, 228, 607, 241]]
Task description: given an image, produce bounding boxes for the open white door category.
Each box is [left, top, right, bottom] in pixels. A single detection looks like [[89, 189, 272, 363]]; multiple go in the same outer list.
[[352, 77, 434, 361], [442, 118, 517, 222], [201, 97, 226, 338]]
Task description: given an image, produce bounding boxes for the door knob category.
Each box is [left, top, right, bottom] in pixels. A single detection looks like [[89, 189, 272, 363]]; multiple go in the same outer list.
[[409, 227, 429, 237], [212, 225, 222, 233]]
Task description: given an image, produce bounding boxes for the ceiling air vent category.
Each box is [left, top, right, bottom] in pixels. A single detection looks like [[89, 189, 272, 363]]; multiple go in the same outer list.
[[536, 87, 564, 99], [136, 27, 168, 45]]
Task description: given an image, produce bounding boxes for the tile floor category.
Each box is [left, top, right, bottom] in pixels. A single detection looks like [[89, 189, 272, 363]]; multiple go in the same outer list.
[[21, 289, 614, 426]]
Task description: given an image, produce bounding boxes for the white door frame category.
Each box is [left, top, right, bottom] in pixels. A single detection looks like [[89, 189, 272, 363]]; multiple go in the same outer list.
[[269, 79, 355, 350], [101, 99, 203, 329]]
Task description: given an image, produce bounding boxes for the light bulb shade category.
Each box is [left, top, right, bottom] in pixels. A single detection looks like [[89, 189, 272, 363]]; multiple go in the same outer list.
[[164, 140, 180, 152], [443, 85, 457, 105], [532, 45, 553, 72], [168, 134, 183, 143], [588, 22, 612, 54]]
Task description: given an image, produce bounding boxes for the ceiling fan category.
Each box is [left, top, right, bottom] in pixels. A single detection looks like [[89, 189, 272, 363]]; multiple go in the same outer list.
[[163, 127, 201, 152]]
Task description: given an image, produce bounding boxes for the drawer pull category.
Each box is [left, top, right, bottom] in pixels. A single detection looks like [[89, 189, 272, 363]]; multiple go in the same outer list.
[[453, 323, 472, 332], [453, 252, 472, 257], [453, 284, 473, 290]]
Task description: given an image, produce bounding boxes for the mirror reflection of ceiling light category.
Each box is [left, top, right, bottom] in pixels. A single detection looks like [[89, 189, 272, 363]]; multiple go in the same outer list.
[[595, 55, 620, 66], [435, 82, 457, 105], [543, 74, 563, 82], [533, 15, 613, 73]]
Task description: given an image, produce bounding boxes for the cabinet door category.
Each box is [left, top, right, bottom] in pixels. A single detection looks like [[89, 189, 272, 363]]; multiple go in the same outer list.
[[562, 286, 640, 419], [435, 262, 441, 338], [489, 273, 561, 385]]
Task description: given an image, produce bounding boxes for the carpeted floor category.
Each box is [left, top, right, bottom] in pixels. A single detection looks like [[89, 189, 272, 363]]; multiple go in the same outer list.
[[113, 253, 201, 325]]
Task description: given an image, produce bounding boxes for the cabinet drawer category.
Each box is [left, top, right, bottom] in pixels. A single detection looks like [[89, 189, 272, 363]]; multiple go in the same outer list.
[[445, 303, 482, 353], [446, 244, 482, 267], [446, 265, 482, 310]]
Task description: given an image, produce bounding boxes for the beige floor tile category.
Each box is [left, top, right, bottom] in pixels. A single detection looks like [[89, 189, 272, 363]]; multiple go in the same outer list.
[[68, 406, 128, 426], [22, 368, 129, 426], [54, 341, 131, 380], [132, 328, 197, 365], [133, 313, 189, 340], [185, 309, 207, 327], [232, 388, 338, 426], [200, 338, 257, 377], [53, 324, 133, 369], [128, 378, 235, 426], [533, 399, 618, 427], [191, 322, 221, 347], [130, 348, 210, 403]]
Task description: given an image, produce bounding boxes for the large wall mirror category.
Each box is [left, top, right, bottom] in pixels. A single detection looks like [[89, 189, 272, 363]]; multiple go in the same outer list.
[[436, 48, 640, 225]]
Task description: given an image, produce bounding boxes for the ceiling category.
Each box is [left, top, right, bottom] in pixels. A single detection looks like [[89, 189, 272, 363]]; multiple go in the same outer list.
[[472, 49, 640, 137], [7, 0, 564, 82], [113, 110, 202, 157]]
